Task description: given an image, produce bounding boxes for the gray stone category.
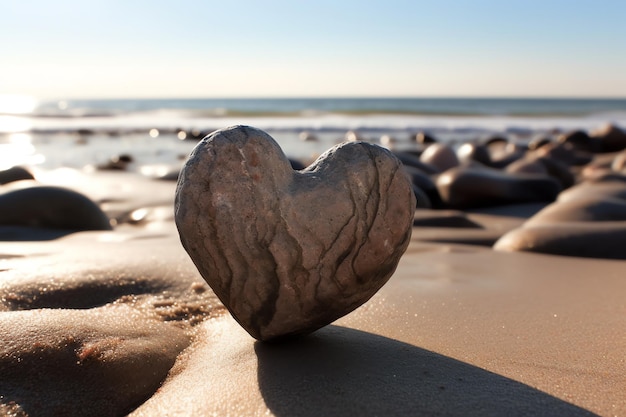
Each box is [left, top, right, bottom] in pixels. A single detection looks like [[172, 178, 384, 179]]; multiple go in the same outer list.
[[0, 186, 112, 231], [591, 124, 626, 153], [436, 166, 562, 209], [524, 197, 626, 225], [175, 126, 415, 341], [419, 143, 459, 173], [494, 222, 626, 260], [0, 166, 34, 185]]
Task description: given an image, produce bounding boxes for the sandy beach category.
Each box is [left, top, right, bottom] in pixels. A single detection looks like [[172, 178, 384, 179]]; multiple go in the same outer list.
[[1, 120, 626, 416], [3, 0, 626, 409]]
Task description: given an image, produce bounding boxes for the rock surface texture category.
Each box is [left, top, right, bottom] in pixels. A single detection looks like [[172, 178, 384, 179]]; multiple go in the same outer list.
[[175, 126, 415, 341]]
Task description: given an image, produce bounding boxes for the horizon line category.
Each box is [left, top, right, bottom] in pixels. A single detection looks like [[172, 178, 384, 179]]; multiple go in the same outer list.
[[25, 95, 626, 102]]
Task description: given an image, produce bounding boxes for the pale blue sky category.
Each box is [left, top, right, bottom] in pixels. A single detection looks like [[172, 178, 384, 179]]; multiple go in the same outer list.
[[1, 0, 625, 98]]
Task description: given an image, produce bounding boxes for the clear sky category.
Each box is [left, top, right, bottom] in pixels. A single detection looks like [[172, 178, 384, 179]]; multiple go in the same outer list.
[[1, 0, 625, 99]]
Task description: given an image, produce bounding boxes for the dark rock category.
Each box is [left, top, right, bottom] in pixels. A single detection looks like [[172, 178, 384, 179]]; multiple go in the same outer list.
[[482, 136, 508, 147], [412, 185, 432, 209], [506, 158, 548, 176], [413, 210, 483, 228], [590, 124, 626, 153], [557, 181, 626, 203], [528, 137, 553, 151], [456, 143, 491, 166], [489, 153, 525, 169], [401, 149, 424, 158], [528, 182, 626, 268], [97, 154, 134, 171], [525, 197, 626, 225], [557, 130, 600, 152], [154, 170, 180, 181], [507, 156, 575, 189], [465, 202, 549, 218], [403, 166, 444, 208], [488, 143, 526, 169], [536, 157, 575, 189], [392, 151, 438, 175], [0, 186, 112, 231], [77, 128, 95, 136], [413, 132, 437, 144], [419, 143, 459, 173], [0, 166, 34, 185], [494, 222, 626, 260], [535, 143, 592, 166], [436, 167, 562, 209], [288, 158, 307, 170]]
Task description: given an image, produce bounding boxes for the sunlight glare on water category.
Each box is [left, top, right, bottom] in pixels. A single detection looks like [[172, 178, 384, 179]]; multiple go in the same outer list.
[[0, 95, 37, 133], [0, 95, 38, 115], [0, 133, 44, 170], [0, 116, 32, 133]]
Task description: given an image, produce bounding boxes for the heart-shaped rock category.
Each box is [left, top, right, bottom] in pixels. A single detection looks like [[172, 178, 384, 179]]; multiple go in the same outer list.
[[175, 125, 415, 341]]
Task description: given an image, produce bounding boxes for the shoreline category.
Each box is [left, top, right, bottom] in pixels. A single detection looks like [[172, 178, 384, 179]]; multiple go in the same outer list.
[[3, 113, 625, 141]]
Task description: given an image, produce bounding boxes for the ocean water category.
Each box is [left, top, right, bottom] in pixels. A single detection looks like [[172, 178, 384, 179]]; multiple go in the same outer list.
[[1, 97, 625, 171], [23, 97, 626, 117]]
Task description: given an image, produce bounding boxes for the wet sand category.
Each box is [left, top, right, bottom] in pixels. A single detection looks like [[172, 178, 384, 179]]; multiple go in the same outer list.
[[132, 242, 626, 417]]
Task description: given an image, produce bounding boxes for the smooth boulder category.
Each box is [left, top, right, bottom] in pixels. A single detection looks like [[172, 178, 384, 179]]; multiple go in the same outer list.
[[494, 178, 626, 259], [456, 143, 491, 166], [591, 124, 626, 153], [557, 130, 599, 153], [0, 166, 34, 185], [524, 197, 626, 226], [419, 143, 459, 172], [535, 142, 592, 166], [507, 157, 574, 189], [403, 165, 444, 208], [436, 167, 562, 209], [494, 222, 626, 260], [0, 186, 112, 231], [557, 181, 626, 203], [175, 125, 415, 341]]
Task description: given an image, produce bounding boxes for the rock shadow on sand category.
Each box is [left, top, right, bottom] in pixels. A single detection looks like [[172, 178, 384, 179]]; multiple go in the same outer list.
[[255, 326, 596, 417]]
